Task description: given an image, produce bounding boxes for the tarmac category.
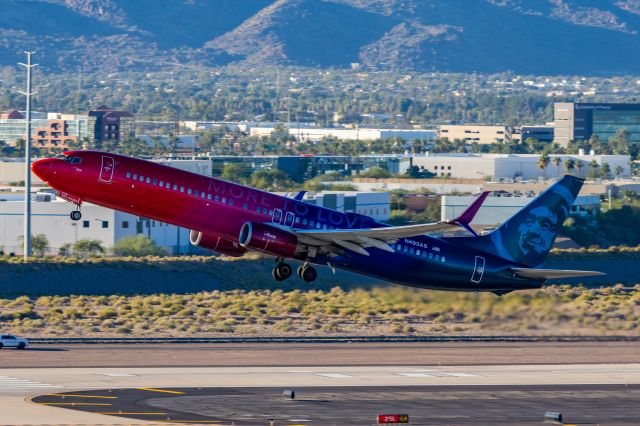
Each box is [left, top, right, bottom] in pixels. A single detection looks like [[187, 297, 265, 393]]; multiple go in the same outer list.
[[1, 342, 639, 425]]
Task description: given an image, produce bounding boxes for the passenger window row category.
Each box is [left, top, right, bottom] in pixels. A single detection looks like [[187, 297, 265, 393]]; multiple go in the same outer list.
[[126, 171, 218, 202], [393, 243, 445, 262]]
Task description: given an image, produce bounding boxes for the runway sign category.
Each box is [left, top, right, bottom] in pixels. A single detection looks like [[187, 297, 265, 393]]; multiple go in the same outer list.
[[378, 413, 409, 423]]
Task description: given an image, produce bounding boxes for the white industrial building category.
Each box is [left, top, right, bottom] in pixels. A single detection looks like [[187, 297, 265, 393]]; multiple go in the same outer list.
[[410, 153, 630, 180], [0, 194, 191, 256], [441, 194, 601, 227], [249, 125, 437, 142], [304, 191, 391, 221], [439, 125, 510, 144]]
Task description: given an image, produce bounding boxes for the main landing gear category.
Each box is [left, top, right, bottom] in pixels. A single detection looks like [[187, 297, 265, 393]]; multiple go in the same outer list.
[[272, 259, 317, 283], [297, 262, 317, 283], [272, 260, 293, 282]]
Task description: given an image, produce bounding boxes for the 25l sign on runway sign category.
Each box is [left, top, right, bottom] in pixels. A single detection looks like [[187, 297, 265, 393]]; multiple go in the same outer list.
[[378, 414, 409, 423]]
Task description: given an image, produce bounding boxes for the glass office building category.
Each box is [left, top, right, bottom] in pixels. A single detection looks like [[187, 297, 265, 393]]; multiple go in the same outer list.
[[554, 102, 640, 146]]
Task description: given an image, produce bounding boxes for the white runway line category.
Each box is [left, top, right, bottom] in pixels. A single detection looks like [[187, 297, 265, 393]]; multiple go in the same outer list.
[[0, 376, 62, 391], [395, 371, 480, 378], [313, 373, 353, 378], [97, 373, 137, 377]]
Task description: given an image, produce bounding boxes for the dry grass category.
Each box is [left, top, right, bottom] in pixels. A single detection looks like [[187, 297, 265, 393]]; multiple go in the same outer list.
[[0, 285, 638, 337]]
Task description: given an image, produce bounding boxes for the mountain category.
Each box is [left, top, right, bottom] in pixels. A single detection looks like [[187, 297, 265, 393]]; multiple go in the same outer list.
[[4, 0, 640, 74]]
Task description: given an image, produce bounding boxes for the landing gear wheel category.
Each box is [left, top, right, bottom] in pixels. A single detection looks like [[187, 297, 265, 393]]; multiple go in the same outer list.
[[300, 265, 317, 283], [276, 262, 292, 280], [272, 268, 285, 282], [70, 210, 82, 221]]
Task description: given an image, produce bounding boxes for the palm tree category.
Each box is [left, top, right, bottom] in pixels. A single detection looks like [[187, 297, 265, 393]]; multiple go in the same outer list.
[[575, 160, 584, 178], [553, 157, 562, 179], [600, 162, 611, 180], [588, 159, 600, 179], [564, 158, 575, 176], [537, 153, 550, 179], [615, 165, 624, 181]]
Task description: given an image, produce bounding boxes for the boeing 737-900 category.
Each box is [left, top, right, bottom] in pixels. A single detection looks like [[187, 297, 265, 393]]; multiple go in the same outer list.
[[32, 151, 603, 295]]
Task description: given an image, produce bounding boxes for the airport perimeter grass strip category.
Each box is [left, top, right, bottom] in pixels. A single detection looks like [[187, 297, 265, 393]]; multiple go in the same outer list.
[[25, 335, 640, 344]]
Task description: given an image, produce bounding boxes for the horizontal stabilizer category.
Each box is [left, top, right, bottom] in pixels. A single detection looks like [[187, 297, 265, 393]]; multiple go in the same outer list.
[[511, 268, 606, 280], [448, 191, 490, 236]]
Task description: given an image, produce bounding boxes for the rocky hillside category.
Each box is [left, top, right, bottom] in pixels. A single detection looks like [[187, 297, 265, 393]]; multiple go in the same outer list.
[[4, 0, 640, 74]]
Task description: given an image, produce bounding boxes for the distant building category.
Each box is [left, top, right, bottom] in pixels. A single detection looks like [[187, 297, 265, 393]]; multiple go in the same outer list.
[[439, 125, 510, 144], [88, 105, 135, 146], [554, 102, 640, 146], [513, 125, 554, 143], [303, 191, 391, 221], [410, 153, 630, 180], [0, 106, 132, 150], [441, 193, 601, 227], [0, 195, 191, 256], [249, 125, 437, 142]]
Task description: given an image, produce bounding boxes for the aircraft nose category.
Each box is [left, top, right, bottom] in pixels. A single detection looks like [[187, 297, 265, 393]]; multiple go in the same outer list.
[[31, 158, 57, 180]]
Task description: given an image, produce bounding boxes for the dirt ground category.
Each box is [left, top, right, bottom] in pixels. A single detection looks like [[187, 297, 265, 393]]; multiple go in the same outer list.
[[2, 341, 638, 368]]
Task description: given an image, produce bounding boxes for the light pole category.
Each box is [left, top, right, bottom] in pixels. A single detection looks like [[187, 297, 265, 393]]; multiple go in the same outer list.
[[19, 51, 37, 261]]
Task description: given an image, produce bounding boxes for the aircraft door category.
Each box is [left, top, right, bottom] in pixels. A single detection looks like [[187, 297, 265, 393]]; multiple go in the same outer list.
[[272, 208, 283, 224], [99, 155, 115, 183], [284, 211, 295, 227], [471, 256, 485, 284]]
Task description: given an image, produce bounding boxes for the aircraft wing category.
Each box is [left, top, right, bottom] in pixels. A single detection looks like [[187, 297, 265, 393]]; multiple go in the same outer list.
[[511, 268, 606, 280], [293, 191, 490, 256]]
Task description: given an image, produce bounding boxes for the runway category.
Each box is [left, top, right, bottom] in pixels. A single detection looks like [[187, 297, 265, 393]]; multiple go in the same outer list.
[[3, 363, 640, 425], [3, 340, 640, 367]]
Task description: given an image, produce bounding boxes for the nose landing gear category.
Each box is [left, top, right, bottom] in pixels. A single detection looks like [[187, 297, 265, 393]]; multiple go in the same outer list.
[[70, 209, 82, 221]]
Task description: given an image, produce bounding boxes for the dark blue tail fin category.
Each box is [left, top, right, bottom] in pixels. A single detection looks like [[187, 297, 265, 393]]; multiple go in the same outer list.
[[449, 175, 584, 267]]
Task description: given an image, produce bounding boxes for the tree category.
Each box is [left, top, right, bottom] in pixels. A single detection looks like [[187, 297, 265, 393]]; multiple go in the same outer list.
[[564, 158, 575, 176], [360, 166, 391, 179], [72, 239, 105, 258], [608, 129, 630, 155], [615, 164, 625, 180], [113, 235, 166, 257], [575, 160, 585, 178], [553, 157, 562, 178], [588, 134, 600, 153], [58, 243, 72, 257], [17, 234, 49, 256], [600, 162, 611, 180], [250, 169, 294, 190], [220, 163, 251, 183], [588, 159, 600, 179], [537, 153, 550, 179]]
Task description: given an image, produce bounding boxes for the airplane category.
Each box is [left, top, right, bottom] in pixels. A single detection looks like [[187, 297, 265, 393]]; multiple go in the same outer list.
[[31, 151, 604, 295]]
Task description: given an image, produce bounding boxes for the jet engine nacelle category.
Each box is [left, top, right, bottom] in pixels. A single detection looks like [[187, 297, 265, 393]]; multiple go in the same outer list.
[[238, 222, 303, 258], [189, 230, 247, 257]]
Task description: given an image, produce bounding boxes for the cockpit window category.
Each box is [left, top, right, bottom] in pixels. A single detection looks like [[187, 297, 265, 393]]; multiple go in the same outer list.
[[60, 155, 82, 164]]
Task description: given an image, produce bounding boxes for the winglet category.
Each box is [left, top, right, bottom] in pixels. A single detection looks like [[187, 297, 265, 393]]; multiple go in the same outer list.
[[294, 191, 307, 201], [447, 191, 490, 237]]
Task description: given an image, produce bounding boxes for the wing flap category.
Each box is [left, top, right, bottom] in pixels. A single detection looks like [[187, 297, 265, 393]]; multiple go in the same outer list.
[[291, 191, 490, 256], [511, 268, 606, 280]]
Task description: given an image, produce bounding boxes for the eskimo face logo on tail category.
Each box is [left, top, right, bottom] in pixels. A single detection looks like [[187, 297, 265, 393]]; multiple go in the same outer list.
[[517, 206, 558, 256], [490, 183, 573, 266]]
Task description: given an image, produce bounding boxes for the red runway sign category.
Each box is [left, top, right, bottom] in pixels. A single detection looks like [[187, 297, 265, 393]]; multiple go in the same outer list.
[[378, 414, 409, 423]]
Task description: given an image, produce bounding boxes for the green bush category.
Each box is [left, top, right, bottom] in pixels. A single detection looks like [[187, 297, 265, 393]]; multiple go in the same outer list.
[[113, 235, 167, 257]]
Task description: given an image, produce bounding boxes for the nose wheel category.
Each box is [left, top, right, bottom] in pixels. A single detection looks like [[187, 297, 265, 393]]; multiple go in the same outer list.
[[70, 210, 82, 221], [272, 261, 293, 281], [297, 263, 318, 283]]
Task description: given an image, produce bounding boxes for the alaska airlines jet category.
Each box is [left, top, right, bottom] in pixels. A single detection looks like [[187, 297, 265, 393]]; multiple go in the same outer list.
[[32, 151, 603, 295]]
